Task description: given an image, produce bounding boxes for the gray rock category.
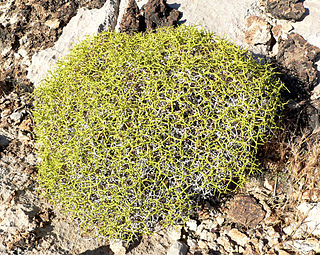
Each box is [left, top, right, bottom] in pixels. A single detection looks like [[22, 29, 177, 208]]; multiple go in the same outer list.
[[291, 0, 320, 49], [0, 135, 10, 148], [27, 0, 120, 88], [10, 111, 23, 123], [167, 241, 188, 255]]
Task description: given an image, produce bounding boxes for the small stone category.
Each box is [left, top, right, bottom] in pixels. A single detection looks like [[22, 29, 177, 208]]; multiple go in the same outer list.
[[297, 202, 320, 238], [216, 215, 225, 225], [0, 135, 10, 147], [244, 15, 272, 46], [227, 195, 265, 228], [227, 229, 249, 247], [167, 241, 188, 255], [9, 111, 23, 123], [167, 225, 182, 241], [198, 240, 208, 249], [187, 238, 197, 249], [110, 239, 126, 255], [284, 239, 320, 254], [186, 219, 197, 232], [217, 236, 232, 253]]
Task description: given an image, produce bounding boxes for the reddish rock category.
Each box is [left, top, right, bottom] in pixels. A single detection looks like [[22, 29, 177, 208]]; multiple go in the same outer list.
[[277, 33, 320, 89], [142, 0, 181, 31], [120, 0, 145, 34], [227, 195, 265, 228], [262, 0, 306, 21], [244, 16, 272, 46]]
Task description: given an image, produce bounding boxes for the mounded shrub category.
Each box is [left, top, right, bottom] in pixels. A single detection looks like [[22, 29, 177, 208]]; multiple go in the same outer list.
[[32, 25, 285, 243]]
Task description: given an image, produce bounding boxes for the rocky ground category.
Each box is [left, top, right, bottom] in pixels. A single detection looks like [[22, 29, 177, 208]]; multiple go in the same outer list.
[[1, 0, 320, 254]]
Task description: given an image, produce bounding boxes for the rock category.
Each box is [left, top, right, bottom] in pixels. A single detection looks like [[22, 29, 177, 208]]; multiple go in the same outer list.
[[167, 225, 182, 241], [119, 0, 180, 34], [271, 21, 293, 41], [283, 239, 320, 254], [0, 135, 10, 148], [142, 0, 180, 31], [27, 0, 120, 88], [291, 0, 320, 49], [167, 241, 188, 255], [262, 0, 306, 21], [227, 195, 266, 228], [277, 33, 320, 90], [0, 0, 108, 94], [120, 0, 145, 34], [227, 229, 249, 247], [245, 15, 272, 46], [186, 219, 197, 232], [0, 204, 36, 233], [9, 111, 23, 123], [297, 202, 320, 238], [109, 239, 126, 255], [216, 215, 225, 225], [217, 236, 233, 253], [278, 250, 291, 255]]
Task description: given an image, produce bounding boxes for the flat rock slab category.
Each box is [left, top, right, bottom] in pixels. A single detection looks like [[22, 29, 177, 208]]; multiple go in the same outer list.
[[227, 195, 266, 228], [166, 0, 260, 48]]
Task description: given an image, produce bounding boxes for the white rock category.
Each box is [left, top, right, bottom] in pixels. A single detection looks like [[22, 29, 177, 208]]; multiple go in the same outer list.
[[110, 239, 126, 255], [27, 0, 120, 88], [298, 202, 320, 238], [284, 239, 320, 254], [0, 204, 36, 233], [187, 238, 197, 249], [291, 0, 320, 49], [186, 219, 197, 232], [227, 229, 249, 247], [167, 241, 188, 255], [216, 216, 225, 225], [167, 225, 182, 241], [10, 111, 23, 123]]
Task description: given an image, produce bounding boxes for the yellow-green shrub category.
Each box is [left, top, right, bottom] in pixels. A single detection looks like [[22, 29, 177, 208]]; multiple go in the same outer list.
[[32, 25, 285, 243]]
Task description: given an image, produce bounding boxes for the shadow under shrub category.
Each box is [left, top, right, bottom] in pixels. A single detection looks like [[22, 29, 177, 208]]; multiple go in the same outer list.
[[32, 25, 286, 243]]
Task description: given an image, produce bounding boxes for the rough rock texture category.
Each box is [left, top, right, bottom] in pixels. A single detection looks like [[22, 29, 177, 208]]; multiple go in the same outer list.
[[142, 0, 180, 30], [277, 33, 320, 91], [262, 0, 306, 21], [120, 0, 145, 34], [0, 0, 107, 94], [245, 15, 272, 46], [27, 0, 120, 88], [119, 0, 180, 34], [227, 195, 266, 228]]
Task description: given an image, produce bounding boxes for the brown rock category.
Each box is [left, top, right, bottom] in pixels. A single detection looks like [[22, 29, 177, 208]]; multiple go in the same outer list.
[[143, 0, 180, 31], [277, 33, 320, 88], [0, 0, 107, 94], [245, 16, 272, 46], [120, 0, 145, 34], [227, 195, 266, 228], [262, 0, 306, 21]]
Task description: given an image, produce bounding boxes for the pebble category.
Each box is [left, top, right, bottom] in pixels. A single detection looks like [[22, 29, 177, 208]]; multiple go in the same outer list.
[[217, 236, 233, 253], [186, 219, 197, 232], [167, 225, 182, 241], [0, 135, 10, 147], [110, 239, 126, 255], [9, 111, 23, 123], [227, 228, 249, 247], [167, 241, 188, 255]]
